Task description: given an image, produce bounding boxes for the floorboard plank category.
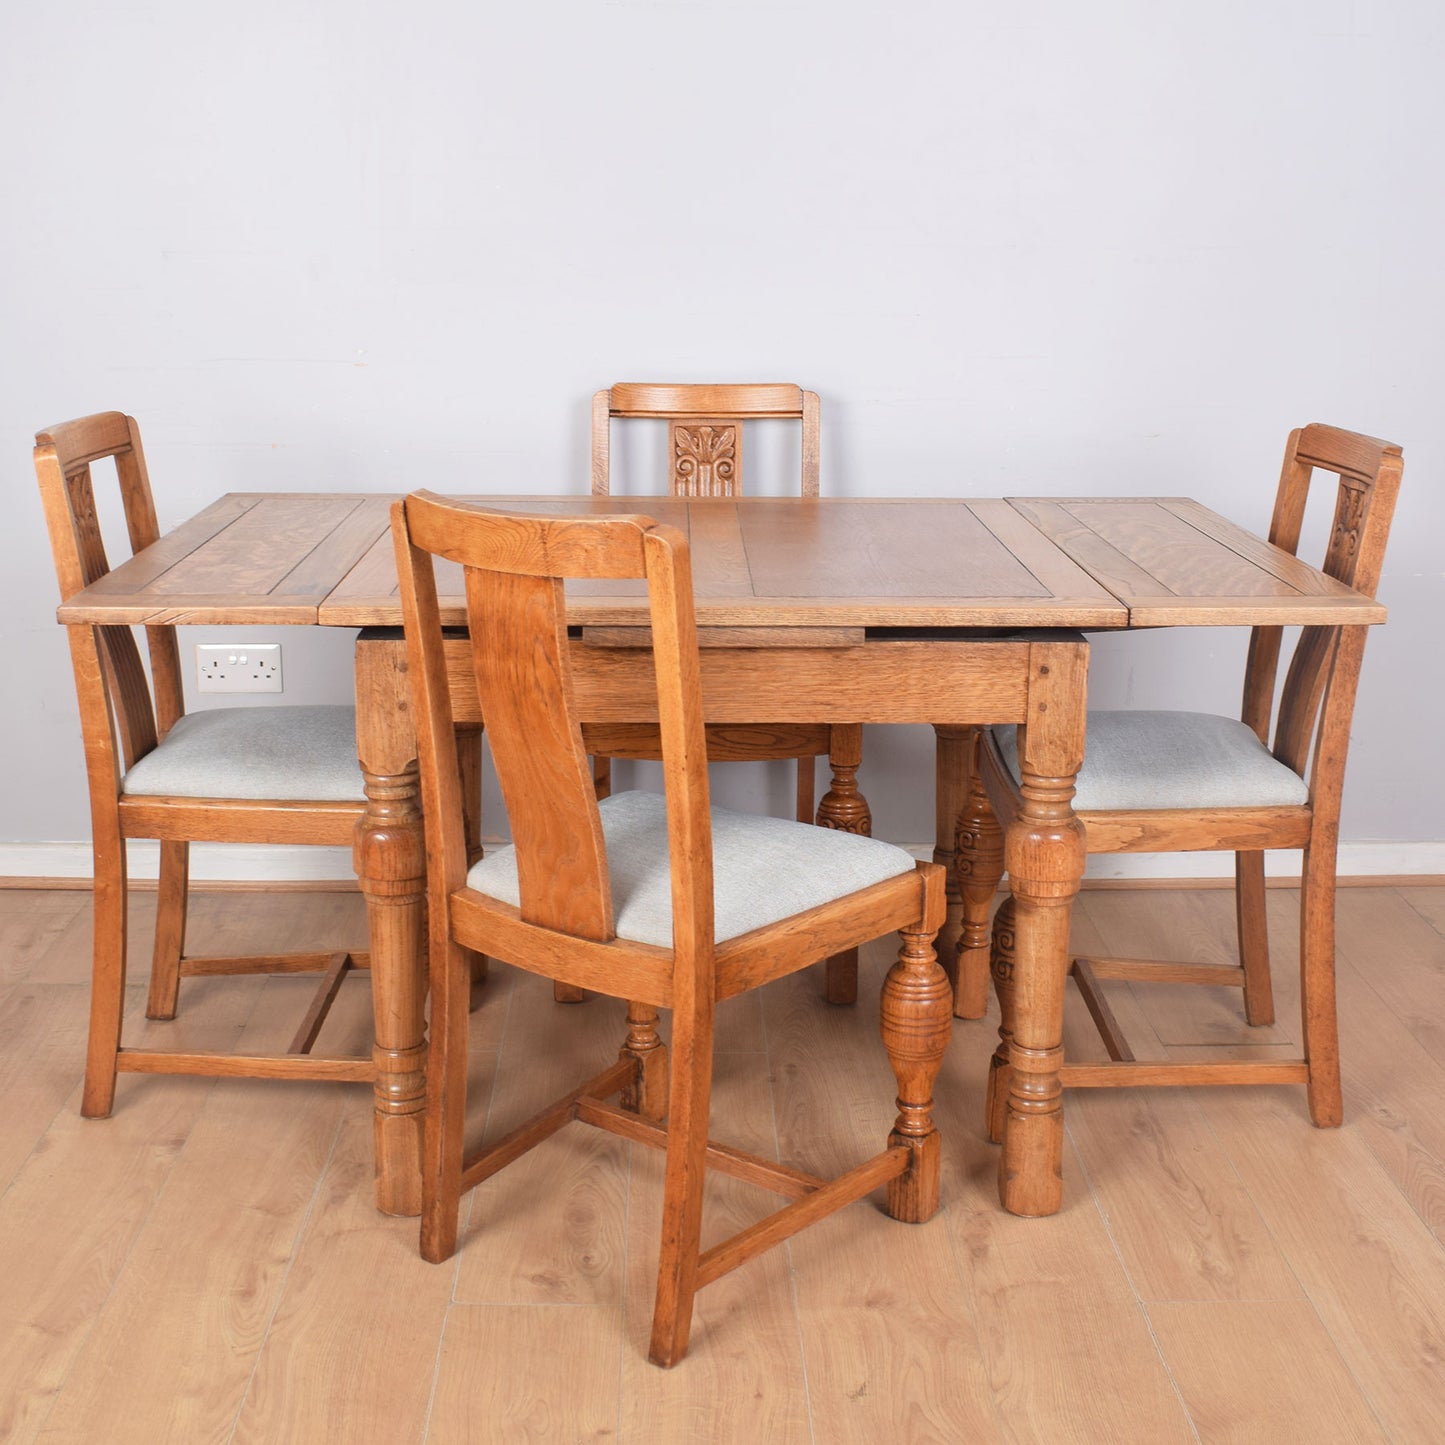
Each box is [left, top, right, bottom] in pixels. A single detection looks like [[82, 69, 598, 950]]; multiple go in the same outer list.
[[32, 982, 350, 1445], [3, 884, 1444, 1440], [227, 1105, 454, 1445], [0, 983, 256, 1444], [768, 945, 1003, 1444], [1199, 1084, 1445, 1439], [1146, 1299, 1389, 1443], [427, 1304, 622, 1443]]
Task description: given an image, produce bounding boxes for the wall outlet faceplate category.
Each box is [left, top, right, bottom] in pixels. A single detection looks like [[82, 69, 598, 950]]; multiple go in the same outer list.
[[196, 643, 283, 694]]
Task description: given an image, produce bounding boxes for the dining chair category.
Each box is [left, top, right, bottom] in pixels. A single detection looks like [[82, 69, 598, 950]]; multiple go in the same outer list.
[[955, 424, 1403, 1134], [391, 491, 950, 1367], [590, 382, 869, 1004], [35, 412, 376, 1115]]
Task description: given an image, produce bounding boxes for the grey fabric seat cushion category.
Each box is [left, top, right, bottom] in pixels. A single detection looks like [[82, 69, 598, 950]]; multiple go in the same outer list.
[[121, 705, 365, 802], [465, 790, 918, 947], [993, 710, 1310, 811]]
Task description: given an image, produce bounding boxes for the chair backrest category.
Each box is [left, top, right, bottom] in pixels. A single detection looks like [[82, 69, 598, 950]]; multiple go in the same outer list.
[[1242, 423, 1403, 802], [391, 492, 715, 959], [592, 383, 820, 498], [34, 413, 183, 792]]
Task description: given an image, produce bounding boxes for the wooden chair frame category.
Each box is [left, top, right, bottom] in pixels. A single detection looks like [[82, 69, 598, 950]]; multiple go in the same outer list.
[[392, 491, 949, 1367], [955, 424, 1403, 1131], [35, 412, 373, 1114], [590, 382, 867, 1004]]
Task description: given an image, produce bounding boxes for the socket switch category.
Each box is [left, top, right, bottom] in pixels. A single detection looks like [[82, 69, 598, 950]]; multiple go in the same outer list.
[[196, 643, 283, 694]]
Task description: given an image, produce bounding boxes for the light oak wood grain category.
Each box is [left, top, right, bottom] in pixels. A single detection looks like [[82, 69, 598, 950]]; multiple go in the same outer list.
[[34, 414, 375, 1117], [0, 895, 84, 992], [393, 494, 951, 1365], [33, 986, 349, 1445], [1079, 891, 1297, 1048], [967, 425, 1403, 1131], [1200, 1085, 1445, 1440], [1337, 884, 1445, 1066], [1276, 889, 1445, 1244], [4, 885, 1445, 1437], [227, 1108, 454, 1445], [428, 1304, 623, 1443], [1146, 1300, 1389, 1443], [618, 1084, 812, 1443], [452, 967, 627, 1308], [1065, 1088, 1302, 1302], [950, 1136, 1197, 1445], [765, 951, 1002, 1443], [0, 985, 255, 1443], [0, 985, 91, 1195], [53, 471, 1384, 1225]]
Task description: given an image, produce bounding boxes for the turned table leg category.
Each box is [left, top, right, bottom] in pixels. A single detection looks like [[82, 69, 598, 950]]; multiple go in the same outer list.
[[354, 633, 429, 1217], [997, 640, 1087, 1218]]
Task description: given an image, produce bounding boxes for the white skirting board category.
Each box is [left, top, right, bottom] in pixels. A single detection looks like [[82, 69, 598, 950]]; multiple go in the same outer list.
[[2, 840, 1444, 885]]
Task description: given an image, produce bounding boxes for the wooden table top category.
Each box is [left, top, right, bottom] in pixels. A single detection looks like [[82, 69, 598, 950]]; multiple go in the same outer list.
[[56, 493, 1386, 630]]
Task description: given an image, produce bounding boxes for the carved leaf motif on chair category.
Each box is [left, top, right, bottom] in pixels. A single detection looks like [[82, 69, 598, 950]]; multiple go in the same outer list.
[[66, 471, 108, 581], [1331, 477, 1368, 576], [673, 424, 737, 497]]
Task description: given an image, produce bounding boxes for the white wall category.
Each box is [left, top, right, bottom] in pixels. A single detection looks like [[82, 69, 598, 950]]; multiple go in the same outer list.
[[3, 1, 1441, 874]]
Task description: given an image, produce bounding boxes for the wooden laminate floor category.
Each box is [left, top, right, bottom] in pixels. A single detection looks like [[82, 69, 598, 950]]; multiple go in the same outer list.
[[2, 882, 1444, 1443]]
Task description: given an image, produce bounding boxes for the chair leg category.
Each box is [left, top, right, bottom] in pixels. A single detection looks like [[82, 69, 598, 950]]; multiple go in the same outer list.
[[817, 724, 870, 1006], [1235, 849, 1275, 1027], [457, 728, 490, 992], [146, 839, 189, 1020], [648, 983, 715, 1368], [880, 918, 953, 1223], [420, 939, 474, 1264], [619, 1001, 668, 1122], [984, 896, 1017, 1145], [1299, 843, 1343, 1128], [955, 730, 1004, 1020], [81, 844, 129, 1119], [794, 754, 815, 825]]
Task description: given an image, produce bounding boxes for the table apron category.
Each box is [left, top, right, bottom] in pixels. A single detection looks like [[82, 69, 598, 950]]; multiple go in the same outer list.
[[415, 637, 1040, 727]]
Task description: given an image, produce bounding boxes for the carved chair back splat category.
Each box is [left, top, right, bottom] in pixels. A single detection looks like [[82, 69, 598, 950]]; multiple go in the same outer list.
[[587, 383, 864, 1004]]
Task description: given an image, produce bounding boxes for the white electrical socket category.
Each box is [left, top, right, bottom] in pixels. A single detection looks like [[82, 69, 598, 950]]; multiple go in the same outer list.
[[196, 643, 284, 694]]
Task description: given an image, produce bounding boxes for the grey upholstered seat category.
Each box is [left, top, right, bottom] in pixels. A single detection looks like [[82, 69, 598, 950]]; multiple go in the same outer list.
[[993, 710, 1310, 812], [466, 789, 918, 947], [121, 704, 365, 802]]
